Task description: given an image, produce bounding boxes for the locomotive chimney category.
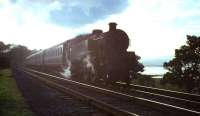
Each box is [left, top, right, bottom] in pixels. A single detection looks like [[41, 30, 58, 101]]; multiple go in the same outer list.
[[109, 22, 117, 31]]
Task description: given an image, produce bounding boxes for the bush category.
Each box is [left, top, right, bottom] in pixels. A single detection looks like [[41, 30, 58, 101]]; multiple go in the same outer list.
[[132, 74, 155, 87]]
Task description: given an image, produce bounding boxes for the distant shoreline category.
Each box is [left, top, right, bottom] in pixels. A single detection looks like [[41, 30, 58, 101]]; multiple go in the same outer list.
[[142, 66, 167, 78], [144, 65, 163, 67]]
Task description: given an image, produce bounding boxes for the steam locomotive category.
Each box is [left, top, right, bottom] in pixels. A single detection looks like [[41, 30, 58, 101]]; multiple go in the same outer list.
[[25, 22, 140, 84]]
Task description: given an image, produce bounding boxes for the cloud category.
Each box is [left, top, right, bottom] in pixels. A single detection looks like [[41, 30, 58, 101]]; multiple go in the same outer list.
[[0, 0, 200, 61], [0, 0, 129, 49], [49, 0, 129, 27], [0, 0, 75, 49], [75, 0, 200, 59], [6, 0, 129, 27], [128, 0, 200, 59]]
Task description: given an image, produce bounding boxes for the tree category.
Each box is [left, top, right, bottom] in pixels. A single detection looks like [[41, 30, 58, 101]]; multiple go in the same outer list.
[[0, 41, 10, 69], [0, 41, 7, 51], [9, 45, 31, 68], [163, 35, 200, 93], [0, 41, 31, 69]]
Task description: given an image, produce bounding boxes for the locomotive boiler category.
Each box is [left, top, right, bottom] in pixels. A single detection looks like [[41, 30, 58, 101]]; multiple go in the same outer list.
[[25, 22, 140, 85]]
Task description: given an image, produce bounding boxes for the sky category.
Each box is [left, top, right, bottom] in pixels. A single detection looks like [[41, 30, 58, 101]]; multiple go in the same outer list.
[[0, 0, 200, 62]]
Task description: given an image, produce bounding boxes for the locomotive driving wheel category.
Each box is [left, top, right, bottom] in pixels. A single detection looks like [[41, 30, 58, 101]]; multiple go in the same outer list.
[[105, 73, 117, 85]]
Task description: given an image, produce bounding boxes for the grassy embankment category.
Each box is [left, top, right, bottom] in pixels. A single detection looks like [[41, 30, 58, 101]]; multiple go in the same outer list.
[[0, 69, 33, 116], [132, 74, 185, 92]]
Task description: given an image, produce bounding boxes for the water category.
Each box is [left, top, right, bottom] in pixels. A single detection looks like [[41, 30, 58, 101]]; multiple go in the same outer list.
[[142, 66, 168, 78]]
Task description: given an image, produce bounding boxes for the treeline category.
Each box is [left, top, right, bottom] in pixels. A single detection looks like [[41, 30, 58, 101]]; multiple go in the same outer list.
[[162, 35, 200, 93], [0, 41, 31, 69]]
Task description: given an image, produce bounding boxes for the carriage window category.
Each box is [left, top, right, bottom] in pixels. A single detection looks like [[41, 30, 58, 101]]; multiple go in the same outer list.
[[58, 48, 60, 55], [59, 48, 60, 55], [58, 48, 59, 56], [56, 48, 58, 56], [57, 48, 59, 56]]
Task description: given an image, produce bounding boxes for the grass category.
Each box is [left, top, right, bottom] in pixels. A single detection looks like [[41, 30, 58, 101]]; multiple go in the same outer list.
[[153, 78, 185, 92], [0, 69, 33, 116], [132, 74, 184, 92]]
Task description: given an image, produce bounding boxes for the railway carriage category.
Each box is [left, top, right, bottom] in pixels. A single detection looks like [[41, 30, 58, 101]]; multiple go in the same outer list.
[[25, 50, 44, 68], [43, 44, 63, 70]]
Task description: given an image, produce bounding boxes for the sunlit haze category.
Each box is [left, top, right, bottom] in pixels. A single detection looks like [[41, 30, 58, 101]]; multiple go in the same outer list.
[[0, 0, 200, 61]]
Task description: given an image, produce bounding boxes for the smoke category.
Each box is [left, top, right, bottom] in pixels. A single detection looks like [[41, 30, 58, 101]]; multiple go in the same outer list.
[[60, 60, 71, 79], [60, 55, 96, 80], [83, 55, 96, 81], [84, 55, 95, 74]]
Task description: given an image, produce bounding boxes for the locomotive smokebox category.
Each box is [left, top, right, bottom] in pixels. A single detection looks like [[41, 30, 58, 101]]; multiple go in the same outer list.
[[109, 22, 117, 31], [92, 29, 103, 34]]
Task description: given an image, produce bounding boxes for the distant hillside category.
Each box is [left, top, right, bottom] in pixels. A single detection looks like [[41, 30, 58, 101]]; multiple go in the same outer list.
[[141, 56, 172, 67]]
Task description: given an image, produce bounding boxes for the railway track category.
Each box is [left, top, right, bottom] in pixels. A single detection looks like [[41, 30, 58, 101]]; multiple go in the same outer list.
[[59, 70, 200, 112], [23, 68, 138, 116], [117, 82, 200, 102], [106, 82, 200, 112], [23, 68, 200, 116], [14, 69, 106, 116]]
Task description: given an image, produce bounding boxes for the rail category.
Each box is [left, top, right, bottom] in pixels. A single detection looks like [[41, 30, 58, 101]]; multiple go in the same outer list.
[[24, 68, 200, 116], [117, 82, 200, 102], [23, 69, 138, 116]]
